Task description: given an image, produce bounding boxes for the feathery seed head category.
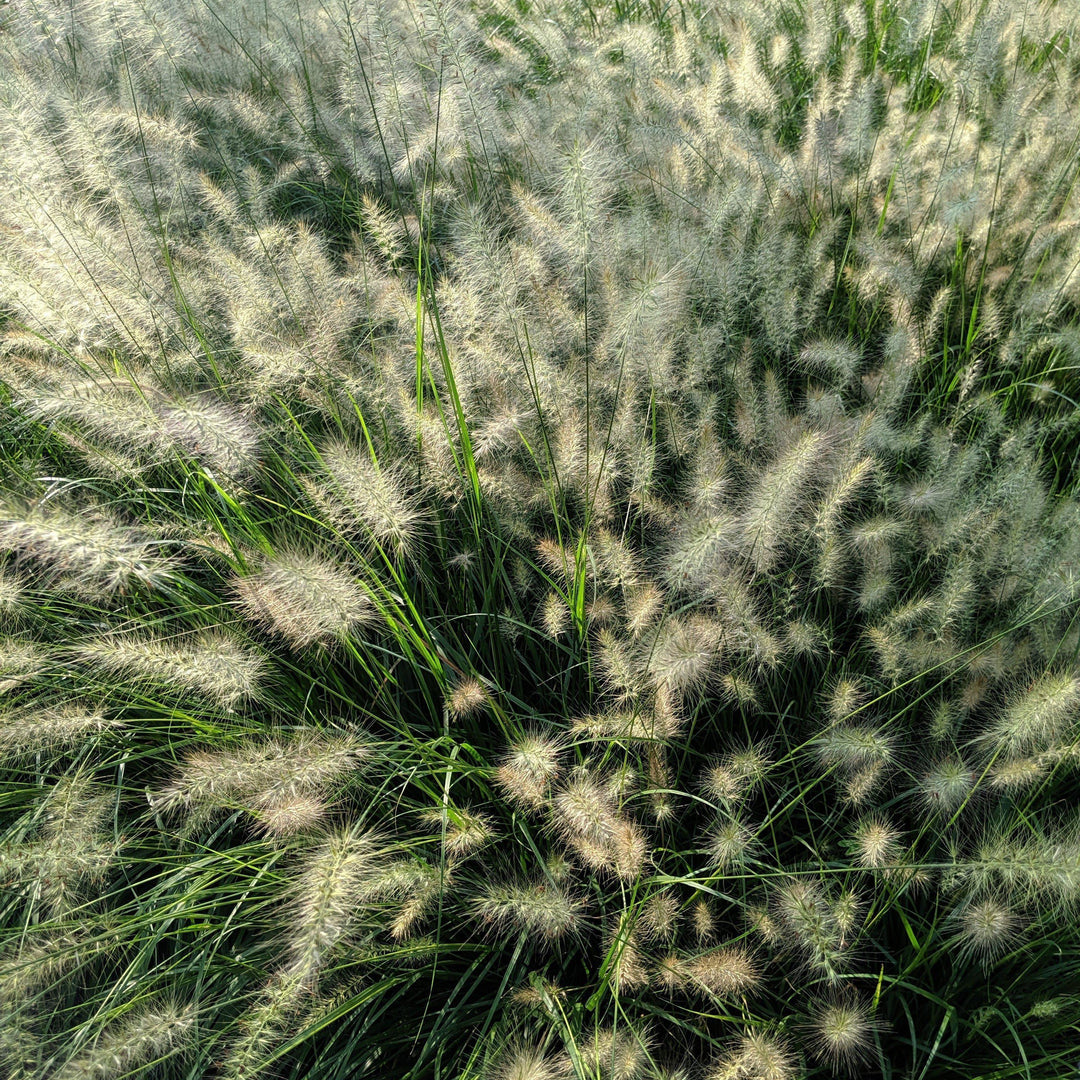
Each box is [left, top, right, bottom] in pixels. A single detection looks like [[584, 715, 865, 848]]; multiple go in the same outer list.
[[624, 584, 664, 637], [721, 672, 760, 710], [708, 814, 753, 869], [984, 670, 1080, 757], [833, 889, 862, 935], [774, 878, 846, 979], [508, 977, 566, 1015], [851, 816, 902, 870], [539, 592, 571, 639], [313, 441, 424, 557], [730, 743, 772, 783], [691, 899, 715, 943], [815, 723, 895, 771], [286, 827, 396, 984], [704, 764, 745, 803], [814, 455, 878, 539], [0, 704, 120, 756], [739, 430, 831, 572], [446, 677, 490, 720], [919, 756, 975, 813], [645, 616, 723, 695], [234, 550, 374, 651], [554, 772, 616, 847], [605, 911, 649, 992], [473, 879, 584, 944], [54, 1002, 197, 1080], [748, 906, 781, 945], [251, 792, 329, 838], [495, 733, 563, 810], [485, 1043, 564, 1080], [536, 537, 576, 585], [989, 757, 1047, 790], [0, 572, 26, 621], [785, 618, 827, 657], [655, 952, 688, 993], [843, 761, 886, 805], [848, 514, 905, 555], [156, 395, 259, 477], [799, 338, 862, 384], [684, 947, 760, 998], [639, 889, 680, 943], [152, 731, 369, 823], [825, 677, 867, 723], [578, 1025, 653, 1080], [546, 852, 573, 885], [608, 818, 648, 880], [571, 709, 659, 742], [586, 594, 618, 627], [951, 897, 1021, 969], [387, 863, 444, 940], [722, 1031, 796, 1080], [420, 806, 495, 859], [664, 511, 739, 593], [0, 501, 176, 597], [76, 632, 265, 709], [652, 681, 685, 739], [596, 628, 648, 706], [930, 699, 957, 740], [807, 998, 876, 1073]]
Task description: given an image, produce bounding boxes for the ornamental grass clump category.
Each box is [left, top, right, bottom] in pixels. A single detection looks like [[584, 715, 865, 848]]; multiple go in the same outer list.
[[2, 0, 1080, 1077]]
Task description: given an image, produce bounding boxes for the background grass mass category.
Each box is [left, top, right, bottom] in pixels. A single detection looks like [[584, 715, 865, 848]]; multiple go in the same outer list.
[[2, 0, 1080, 1077]]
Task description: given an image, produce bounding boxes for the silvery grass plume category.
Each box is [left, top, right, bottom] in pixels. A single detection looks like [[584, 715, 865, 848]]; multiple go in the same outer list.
[[150, 729, 372, 836], [0, 500, 177, 597], [74, 632, 265, 709], [805, 997, 879, 1076], [305, 440, 425, 559], [0, 773, 120, 918], [0, 703, 120, 758], [233, 550, 376, 650], [51, 1002, 196, 1080], [11, 368, 260, 480], [220, 825, 421, 1079], [472, 877, 585, 945]]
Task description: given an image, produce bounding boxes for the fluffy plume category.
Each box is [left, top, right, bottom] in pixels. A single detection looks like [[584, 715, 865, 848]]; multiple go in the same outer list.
[[234, 550, 375, 649], [473, 879, 584, 943], [553, 772, 647, 880], [851, 816, 902, 870], [0, 703, 120, 756], [309, 441, 424, 557], [709, 1031, 796, 1080], [683, 947, 761, 998], [739, 431, 831, 572], [0, 501, 176, 596], [484, 1043, 565, 1080], [807, 998, 877, 1074], [949, 897, 1022, 970], [495, 733, 564, 810], [446, 677, 490, 720], [918, 756, 975, 814], [151, 730, 370, 832], [982, 670, 1080, 757], [284, 826, 399, 987], [53, 1002, 196, 1080], [74, 632, 265, 708], [774, 878, 847, 982]]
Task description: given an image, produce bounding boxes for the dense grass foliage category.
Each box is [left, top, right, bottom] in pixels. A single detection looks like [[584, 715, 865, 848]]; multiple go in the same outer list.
[[2, 0, 1080, 1077]]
